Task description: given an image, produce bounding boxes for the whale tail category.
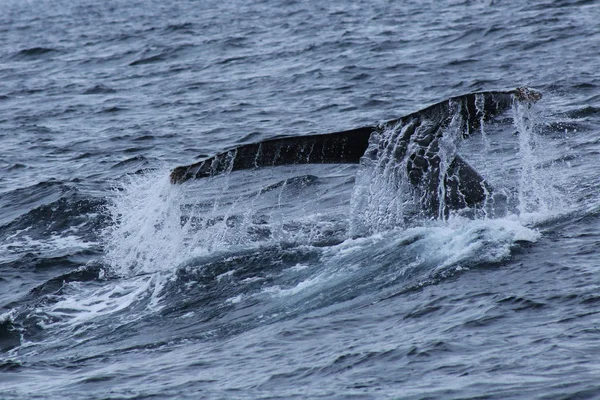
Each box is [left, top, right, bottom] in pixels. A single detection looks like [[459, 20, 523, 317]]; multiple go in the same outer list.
[[170, 88, 541, 217]]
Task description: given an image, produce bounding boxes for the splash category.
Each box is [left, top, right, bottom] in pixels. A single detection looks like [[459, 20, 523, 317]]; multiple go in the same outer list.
[[104, 94, 563, 279], [513, 100, 564, 218], [103, 167, 346, 276], [349, 98, 474, 235], [104, 171, 192, 276], [349, 94, 564, 235]]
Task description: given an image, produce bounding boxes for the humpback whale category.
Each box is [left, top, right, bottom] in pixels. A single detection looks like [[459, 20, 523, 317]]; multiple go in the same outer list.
[[170, 88, 541, 217]]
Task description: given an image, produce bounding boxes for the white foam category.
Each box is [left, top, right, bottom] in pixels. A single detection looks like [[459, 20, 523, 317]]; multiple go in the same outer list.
[[320, 216, 539, 282], [36, 272, 167, 335], [225, 294, 244, 304], [262, 273, 327, 297], [0, 233, 97, 264], [433, 217, 540, 270]]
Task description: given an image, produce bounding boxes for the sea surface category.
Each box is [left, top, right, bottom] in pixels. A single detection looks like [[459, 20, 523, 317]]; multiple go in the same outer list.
[[1, 0, 599, 399]]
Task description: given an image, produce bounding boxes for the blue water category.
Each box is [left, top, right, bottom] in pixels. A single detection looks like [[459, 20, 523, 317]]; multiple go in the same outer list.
[[1, 0, 600, 398]]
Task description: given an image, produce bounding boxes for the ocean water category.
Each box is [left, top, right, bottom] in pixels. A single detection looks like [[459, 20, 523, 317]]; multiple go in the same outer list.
[[1, 0, 599, 398]]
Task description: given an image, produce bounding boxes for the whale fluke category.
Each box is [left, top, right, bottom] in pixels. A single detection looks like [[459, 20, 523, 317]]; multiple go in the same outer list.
[[169, 126, 373, 184], [170, 88, 541, 215]]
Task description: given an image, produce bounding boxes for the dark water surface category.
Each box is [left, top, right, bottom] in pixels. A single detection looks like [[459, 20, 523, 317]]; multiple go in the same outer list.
[[1, 0, 600, 398]]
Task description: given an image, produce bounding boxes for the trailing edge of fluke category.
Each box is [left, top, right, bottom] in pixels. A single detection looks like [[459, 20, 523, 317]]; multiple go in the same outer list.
[[169, 87, 541, 214]]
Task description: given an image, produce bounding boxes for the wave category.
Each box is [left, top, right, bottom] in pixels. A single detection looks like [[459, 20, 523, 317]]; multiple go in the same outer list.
[[0, 318, 20, 353], [82, 84, 117, 95], [0, 188, 107, 242], [12, 47, 58, 59], [2, 214, 542, 357], [0, 181, 72, 227], [128, 44, 194, 66]]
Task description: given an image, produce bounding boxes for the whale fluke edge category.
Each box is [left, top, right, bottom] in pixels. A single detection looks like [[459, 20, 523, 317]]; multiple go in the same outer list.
[[170, 87, 541, 215]]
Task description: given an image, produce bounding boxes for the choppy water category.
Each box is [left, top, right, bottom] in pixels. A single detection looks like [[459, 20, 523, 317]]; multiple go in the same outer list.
[[1, 0, 600, 398]]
